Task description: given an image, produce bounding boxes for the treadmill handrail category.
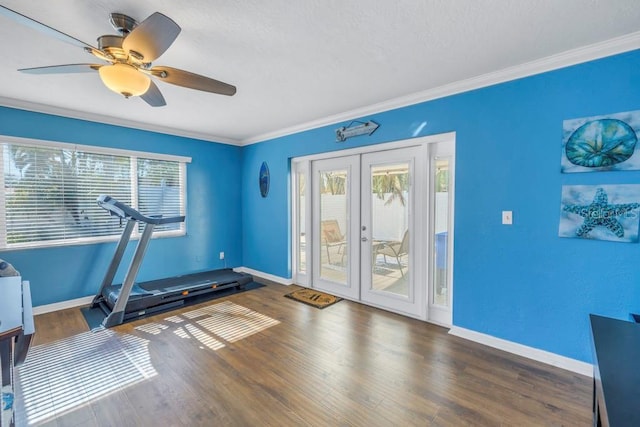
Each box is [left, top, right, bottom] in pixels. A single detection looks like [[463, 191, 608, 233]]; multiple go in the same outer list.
[[97, 195, 185, 225]]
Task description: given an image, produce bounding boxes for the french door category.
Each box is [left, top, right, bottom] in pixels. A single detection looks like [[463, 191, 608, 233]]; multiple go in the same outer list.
[[311, 147, 424, 317], [311, 155, 361, 299], [293, 134, 455, 324], [360, 147, 424, 316]]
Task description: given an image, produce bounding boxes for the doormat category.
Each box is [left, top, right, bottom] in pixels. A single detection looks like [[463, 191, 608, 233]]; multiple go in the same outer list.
[[284, 288, 342, 309]]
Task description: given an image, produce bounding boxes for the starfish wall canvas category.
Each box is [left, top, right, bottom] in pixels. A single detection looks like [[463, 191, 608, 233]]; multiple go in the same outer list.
[[561, 110, 640, 173], [559, 185, 640, 242]]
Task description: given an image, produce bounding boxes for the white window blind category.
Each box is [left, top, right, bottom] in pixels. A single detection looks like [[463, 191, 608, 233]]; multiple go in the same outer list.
[[0, 136, 189, 249], [137, 158, 183, 233]]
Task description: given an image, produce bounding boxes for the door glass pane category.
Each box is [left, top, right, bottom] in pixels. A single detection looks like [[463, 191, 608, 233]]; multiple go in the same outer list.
[[319, 169, 348, 285], [297, 172, 306, 274], [433, 158, 450, 306], [371, 163, 410, 297]]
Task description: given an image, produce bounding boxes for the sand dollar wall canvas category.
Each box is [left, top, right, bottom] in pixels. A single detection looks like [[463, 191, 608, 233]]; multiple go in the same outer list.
[[561, 110, 640, 173]]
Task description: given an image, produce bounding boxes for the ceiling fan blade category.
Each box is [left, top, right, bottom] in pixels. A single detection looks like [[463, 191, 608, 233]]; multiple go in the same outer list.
[[140, 80, 166, 107], [122, 12, 180, 62], [19, 64, 101, 74], [0, 5, 95, 50], [150, 66, 236, 96]]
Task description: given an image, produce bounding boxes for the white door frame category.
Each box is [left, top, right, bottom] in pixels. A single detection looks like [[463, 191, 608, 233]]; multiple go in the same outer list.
[[291, 132, 455, 324]]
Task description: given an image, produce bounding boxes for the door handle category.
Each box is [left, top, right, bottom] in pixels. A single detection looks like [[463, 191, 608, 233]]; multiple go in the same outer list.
[[361, 237, 368, 242]]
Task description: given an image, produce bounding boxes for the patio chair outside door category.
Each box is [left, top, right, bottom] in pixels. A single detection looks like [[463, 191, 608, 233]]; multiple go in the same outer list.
[[374, 229, 409, 277], [320, 219, 346, 265]]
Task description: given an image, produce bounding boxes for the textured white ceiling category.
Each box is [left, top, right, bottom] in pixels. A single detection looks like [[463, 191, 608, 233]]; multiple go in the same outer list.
[[0, 1, 639, 144]]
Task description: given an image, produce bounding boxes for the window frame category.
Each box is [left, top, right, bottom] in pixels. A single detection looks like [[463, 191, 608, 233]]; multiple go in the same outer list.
[[0, 135, 191, 250]]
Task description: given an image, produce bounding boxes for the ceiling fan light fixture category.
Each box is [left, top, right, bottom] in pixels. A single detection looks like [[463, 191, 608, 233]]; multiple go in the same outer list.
[[4, 7, 236, 106], [98, 63, 150, 98]]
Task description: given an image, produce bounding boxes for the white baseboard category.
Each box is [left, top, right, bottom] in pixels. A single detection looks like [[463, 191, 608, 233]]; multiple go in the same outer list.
[[33, 295, 94, 315], [448, 326, 593, 377], [234, 267, 293, 286]]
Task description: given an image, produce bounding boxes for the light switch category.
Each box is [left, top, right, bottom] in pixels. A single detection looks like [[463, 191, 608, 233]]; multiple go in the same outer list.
[[502, 211, 513, 225]]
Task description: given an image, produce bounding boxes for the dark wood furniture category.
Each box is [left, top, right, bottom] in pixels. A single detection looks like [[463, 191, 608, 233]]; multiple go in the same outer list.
[[590, 314, 640, 426], [0, 278, 34, 427]]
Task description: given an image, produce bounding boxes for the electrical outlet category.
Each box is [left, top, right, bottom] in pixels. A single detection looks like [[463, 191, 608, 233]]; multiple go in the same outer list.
[[219, 251, 225, 260]]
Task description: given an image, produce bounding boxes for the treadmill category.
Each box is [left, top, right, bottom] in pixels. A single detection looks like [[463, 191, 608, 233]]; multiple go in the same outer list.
[[90, 195, 253, 328]]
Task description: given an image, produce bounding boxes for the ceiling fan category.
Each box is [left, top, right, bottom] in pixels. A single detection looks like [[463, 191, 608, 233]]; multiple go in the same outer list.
[[0, 5, 236, 107]]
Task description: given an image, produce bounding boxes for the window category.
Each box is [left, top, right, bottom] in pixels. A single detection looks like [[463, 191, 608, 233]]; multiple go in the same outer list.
[[0, 135, 190, 249], [136, 158, 183, 233]]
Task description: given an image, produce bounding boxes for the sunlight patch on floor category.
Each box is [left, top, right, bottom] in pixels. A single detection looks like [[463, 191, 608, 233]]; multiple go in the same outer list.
[[16, 330, 156, 425], [188, 323, 226, 350], [195, 301, 281, 343], [134, 322, 169, 335], [136, 301, 280, 349], [163, 315, 184, 324]]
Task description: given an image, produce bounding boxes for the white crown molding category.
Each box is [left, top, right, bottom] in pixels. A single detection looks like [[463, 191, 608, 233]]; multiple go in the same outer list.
[[449, 326, 593, 377], [241, 31, 640, 146], [234, 266, 293, 285], [0, 95, 242, 146]]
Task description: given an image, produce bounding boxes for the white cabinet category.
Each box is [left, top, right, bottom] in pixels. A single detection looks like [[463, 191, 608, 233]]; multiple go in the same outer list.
[[0, 278, 34, 427]]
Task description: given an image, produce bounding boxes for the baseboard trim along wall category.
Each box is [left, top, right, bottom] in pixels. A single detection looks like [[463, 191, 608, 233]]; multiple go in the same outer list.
[[234, 267, 293, 285], [33, 295, 94, 315], [449, 326, 593, 377]]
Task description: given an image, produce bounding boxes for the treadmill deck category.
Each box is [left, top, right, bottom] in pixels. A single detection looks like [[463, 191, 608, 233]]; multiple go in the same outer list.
[[102, 269, 252, 312]]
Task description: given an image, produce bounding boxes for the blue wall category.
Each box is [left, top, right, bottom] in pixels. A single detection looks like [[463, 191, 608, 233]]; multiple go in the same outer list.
[[241, 49, 640, 362], [0, 107, 243, 307], [2, 49, 638, 363]]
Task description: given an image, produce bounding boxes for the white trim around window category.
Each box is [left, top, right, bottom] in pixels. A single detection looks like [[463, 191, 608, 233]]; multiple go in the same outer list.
[[0, 134, 191, 251]]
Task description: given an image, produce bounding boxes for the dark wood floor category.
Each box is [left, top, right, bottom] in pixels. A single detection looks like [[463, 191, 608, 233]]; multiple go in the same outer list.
[[15, 282, 592, 426]]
